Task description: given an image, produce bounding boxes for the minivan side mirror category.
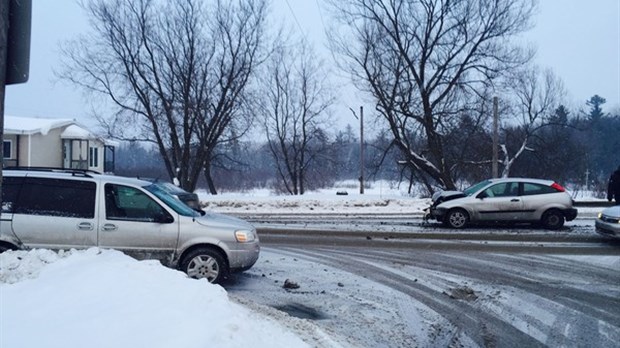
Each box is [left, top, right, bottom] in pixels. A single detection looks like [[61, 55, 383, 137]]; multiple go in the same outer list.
[[154, 212, 174, 224]]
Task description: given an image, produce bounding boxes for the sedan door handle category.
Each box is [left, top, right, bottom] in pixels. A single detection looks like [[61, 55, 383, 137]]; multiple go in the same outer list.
[[510, 199, 520, 202], [77, 222, 93, 231], [102, 223, 118, 231]]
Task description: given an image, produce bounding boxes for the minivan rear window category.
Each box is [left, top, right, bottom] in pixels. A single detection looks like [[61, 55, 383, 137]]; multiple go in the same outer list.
[[15, 177, 96, 218], [2, 176, 24, 213]]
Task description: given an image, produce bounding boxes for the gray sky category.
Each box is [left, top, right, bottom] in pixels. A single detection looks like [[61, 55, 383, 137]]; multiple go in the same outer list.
[[5, 0, 620, 130]]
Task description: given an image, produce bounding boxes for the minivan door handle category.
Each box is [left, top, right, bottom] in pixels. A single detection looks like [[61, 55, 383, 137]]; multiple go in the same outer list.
[[77, 222, 94, 231], [102, 223, 118, 232]]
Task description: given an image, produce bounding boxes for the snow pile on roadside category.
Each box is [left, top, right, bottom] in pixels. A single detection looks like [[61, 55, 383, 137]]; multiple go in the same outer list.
[[0, 248, 310, 348], [199, 181, 431, 215]]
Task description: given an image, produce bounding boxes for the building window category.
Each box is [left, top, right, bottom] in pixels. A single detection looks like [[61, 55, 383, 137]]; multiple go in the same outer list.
[[89, 147, 99, 167], [3, 140, 12, 159]]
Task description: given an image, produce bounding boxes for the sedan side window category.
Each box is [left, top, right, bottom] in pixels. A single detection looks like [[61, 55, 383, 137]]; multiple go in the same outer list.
[[483, 182, 519, 198], [522, 183, 556, 196], [105, 184, 171, 222]]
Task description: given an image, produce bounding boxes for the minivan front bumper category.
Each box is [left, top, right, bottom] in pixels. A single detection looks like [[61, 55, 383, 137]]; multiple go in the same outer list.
[[228, 240, 260, 272]]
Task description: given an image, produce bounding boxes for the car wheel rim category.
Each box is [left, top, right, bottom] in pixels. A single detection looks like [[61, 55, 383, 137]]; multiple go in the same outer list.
[[187, 255, 219, 282], [450, 212, 466, 227], [547, 215, 560, 227]]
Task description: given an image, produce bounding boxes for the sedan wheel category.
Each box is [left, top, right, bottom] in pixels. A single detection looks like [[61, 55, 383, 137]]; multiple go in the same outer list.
[[542, 209, 564, 230], [447, 209, 469, 229], [181, 248, 228, 283]]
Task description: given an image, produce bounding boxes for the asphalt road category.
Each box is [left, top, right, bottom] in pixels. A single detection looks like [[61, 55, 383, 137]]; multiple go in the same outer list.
[[226, 214, 620, 347]]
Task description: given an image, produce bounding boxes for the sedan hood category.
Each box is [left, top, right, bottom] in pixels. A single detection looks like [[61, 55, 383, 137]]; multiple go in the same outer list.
[[602, 205, 620, 218], [431, 190, 466, 203], [195, 211, 255, 231]]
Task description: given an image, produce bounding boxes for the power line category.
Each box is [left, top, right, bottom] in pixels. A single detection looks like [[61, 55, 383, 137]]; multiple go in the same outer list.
[[284, 0, 306, 39]]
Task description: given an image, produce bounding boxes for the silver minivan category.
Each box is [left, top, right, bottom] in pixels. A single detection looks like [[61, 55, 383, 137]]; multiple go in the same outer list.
[[0, 168, 260, 283]]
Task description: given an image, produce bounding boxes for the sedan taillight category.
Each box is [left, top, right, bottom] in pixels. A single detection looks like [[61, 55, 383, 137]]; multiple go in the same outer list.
[[551, 182, 566, 192]]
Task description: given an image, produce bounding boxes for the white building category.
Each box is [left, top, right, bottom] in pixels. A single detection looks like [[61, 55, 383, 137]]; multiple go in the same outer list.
[[3, 115, 116, 173]]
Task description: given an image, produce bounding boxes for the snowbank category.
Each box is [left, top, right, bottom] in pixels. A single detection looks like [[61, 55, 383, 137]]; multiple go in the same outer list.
[[0, 248, 309, 348]]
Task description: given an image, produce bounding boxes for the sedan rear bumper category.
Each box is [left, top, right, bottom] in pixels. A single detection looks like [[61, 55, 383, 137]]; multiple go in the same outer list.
[[564, 208, 578, 221]]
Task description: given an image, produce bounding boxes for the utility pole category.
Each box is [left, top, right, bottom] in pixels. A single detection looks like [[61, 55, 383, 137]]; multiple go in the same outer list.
[[349, 106, 365, 194], [492, 96, 499, 178], [359, 106, 364, 194], [1, 1, 9, 194], [1, 0, 32, 200]]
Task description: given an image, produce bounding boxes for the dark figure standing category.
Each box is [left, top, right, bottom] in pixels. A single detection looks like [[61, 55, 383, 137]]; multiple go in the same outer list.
[[608, 166, 620, 204]]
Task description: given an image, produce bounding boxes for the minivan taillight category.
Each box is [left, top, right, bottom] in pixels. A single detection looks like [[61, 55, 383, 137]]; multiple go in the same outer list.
[[551, 182, 566, 192]]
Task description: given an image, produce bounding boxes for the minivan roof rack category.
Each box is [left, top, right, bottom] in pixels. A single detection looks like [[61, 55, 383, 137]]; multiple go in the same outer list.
[[4, 166, 102, 178]]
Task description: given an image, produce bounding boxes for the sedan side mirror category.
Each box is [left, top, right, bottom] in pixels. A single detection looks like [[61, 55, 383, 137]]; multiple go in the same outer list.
[[477, 192, 487, 199]]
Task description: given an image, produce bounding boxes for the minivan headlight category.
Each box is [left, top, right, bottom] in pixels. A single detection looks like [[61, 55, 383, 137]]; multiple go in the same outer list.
[[235, 230, 256, 243]]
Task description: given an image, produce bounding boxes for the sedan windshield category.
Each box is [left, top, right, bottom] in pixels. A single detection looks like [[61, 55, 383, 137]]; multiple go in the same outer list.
[[144, 184, 199, 217], [463, 180, 491, 196]]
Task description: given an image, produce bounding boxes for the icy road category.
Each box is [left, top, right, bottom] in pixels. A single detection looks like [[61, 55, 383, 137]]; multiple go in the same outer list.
[[224, 215, 620, 347]]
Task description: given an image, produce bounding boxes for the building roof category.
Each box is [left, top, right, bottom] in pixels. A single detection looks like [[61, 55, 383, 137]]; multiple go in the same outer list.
[[61, 124, 95, 140], [4, 115, 118, 147], [4, 115, 76, 135]]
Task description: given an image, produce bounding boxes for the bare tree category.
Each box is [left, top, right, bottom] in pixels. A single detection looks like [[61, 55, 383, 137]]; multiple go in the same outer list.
[[59, 0, 267, 193], [259, 39, 335, 195], [499, 67, 565, 177], [328, 0, 536, 191]]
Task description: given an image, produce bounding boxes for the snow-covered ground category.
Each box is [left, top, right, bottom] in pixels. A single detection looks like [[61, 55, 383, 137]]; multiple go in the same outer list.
[[0, 248, 318, 348], [199, 180, 431, 215]]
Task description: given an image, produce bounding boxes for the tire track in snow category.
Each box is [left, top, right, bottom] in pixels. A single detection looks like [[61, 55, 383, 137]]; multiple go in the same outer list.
[[279, 246, 545, 348], [273, 245, 619, 347]]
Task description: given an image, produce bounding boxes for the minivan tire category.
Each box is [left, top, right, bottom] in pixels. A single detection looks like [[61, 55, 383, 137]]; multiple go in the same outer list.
[[446, 208, 469, 229], [180, 247, 228, 284], [542, 209, 564, 230]]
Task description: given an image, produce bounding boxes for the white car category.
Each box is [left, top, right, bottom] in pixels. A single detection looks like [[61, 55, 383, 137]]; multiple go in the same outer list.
[[428, 178, 578, 229], [595, 205, 620, 239]]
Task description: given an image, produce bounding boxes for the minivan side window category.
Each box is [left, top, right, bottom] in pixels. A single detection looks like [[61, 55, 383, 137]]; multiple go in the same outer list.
[[15, 178, 96, 218], [105, 184, 171, 222]]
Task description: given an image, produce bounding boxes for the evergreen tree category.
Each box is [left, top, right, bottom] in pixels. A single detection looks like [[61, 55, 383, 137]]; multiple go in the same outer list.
[[586, 95, 607, 121]]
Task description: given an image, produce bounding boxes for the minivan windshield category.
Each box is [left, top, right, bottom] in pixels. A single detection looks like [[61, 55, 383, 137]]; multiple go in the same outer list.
[[144, 184, 199, 217], [463, 180, 491, 196]]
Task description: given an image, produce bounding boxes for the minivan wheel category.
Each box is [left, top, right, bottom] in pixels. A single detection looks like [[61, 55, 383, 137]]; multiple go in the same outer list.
[[542, 209, 564, 230], [181, 248, 228, 284], [446, 208, 469, 229]]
